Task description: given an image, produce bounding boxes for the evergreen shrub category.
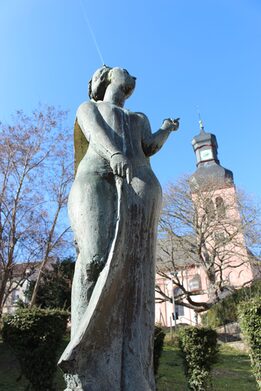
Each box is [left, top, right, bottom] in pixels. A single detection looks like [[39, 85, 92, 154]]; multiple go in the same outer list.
[[238, 298, 261, 390], [178, 326, 218, 391], [154, 325, 166, 375], [201, 280, 261, 328], [2, 307, 68, 391]]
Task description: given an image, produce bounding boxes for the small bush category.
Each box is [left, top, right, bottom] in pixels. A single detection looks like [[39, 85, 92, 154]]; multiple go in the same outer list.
[[178, 326, 218, 391], [2, 307, 68, 391], [154, 325, 166, 375], [238, 298, 261, 390]]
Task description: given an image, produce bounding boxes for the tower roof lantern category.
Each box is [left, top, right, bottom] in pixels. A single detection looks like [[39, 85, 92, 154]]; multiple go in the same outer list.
[[190, 119, 234, 190], [192, 131, 218, 150], [192, 119, 218, 150]]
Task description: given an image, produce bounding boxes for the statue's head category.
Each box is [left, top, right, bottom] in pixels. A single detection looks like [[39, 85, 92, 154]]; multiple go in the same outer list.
[[88, 65, 112, 101], [88, 66, 136, 101]]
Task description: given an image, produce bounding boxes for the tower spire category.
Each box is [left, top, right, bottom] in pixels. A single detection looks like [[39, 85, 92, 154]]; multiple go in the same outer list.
[[197, 109, 205, 133]]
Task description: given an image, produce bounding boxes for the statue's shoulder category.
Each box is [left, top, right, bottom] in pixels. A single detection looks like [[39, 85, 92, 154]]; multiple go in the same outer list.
[[135, 112, 150, 123], [134, 112, 151, 131], [76, 100, 97, 117]]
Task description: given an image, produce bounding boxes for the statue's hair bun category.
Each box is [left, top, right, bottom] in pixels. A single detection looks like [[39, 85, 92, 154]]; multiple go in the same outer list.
[[88, 65, 112, 101]]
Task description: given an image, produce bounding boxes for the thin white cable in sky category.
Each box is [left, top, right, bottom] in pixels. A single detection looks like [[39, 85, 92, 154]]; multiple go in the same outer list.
[[78, 0, 105, 65]]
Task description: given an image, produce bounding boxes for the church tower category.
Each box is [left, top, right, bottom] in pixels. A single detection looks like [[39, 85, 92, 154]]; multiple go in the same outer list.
[[189, 120, 255, 291]]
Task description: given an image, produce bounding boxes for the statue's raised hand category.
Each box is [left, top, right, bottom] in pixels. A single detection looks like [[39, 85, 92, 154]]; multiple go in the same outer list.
[[161, 118, 180, 132], [110, 153, 133, 184]]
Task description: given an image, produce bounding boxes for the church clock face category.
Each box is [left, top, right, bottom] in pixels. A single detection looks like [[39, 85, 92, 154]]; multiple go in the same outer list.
[[200, 148, 213, 161]]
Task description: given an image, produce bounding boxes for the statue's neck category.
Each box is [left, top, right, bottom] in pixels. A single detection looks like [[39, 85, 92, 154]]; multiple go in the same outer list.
[[103, 86, 126, 107]]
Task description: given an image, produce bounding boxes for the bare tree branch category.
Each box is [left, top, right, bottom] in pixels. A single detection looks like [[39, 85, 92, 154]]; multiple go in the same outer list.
[[0, 107, 73, 315]]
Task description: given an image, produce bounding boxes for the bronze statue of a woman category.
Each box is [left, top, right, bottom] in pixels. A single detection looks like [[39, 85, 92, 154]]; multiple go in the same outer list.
[[59, 66, 179, 391]]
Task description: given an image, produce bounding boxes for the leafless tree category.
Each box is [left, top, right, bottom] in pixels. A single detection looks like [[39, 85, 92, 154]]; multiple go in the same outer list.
[[156, 175, 261, 313], [0, 106, 73, 314]]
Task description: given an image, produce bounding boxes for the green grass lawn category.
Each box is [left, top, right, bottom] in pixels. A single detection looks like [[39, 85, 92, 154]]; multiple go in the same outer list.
[[0, 337, 258, 390], [157, 344, 258, 391]]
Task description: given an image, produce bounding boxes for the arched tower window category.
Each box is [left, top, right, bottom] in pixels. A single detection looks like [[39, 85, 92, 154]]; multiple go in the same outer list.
[[205, 198, 215, 223], [216, 196, 226, 219]]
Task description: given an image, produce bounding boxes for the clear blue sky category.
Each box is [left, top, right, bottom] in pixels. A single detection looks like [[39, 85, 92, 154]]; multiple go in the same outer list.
[[0, 0, 260, 196]]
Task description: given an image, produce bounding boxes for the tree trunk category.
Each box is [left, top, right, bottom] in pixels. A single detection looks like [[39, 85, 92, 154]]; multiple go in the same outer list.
[[0, 269, 10, 317]]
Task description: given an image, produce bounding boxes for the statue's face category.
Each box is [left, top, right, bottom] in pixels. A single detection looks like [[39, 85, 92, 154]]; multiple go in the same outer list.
[[109, 67, 136, 98]]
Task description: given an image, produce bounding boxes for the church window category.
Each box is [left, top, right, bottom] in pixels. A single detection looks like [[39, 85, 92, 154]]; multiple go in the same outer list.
[[11, 289, 20, 304], [205, 198, 215, 223], [216, 196, 226, 219], [188, 274, 202, 292], [174, 287, 185, 317], [214, 231, 226, 245]]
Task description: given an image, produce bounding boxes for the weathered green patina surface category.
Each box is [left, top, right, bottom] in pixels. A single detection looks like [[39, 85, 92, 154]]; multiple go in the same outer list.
[[59, 66, 179, 391]]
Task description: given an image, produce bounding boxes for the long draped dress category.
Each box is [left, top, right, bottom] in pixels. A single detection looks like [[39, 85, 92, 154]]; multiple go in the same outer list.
[[58, 101, 162, 391]]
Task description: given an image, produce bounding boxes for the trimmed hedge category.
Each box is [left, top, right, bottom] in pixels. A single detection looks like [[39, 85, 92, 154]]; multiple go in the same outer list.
[[2, 307, 68, 391], [154, 325, 165, 375], [201, 280, 261, 328], [178, 327, 218, 391], [238, 298, 261, 390]]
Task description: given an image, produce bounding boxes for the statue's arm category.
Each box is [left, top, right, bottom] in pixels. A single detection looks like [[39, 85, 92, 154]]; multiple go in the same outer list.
[[76, 102, 132, 183], [76, 101, 121, 160], [141, 114, 179, 157]]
